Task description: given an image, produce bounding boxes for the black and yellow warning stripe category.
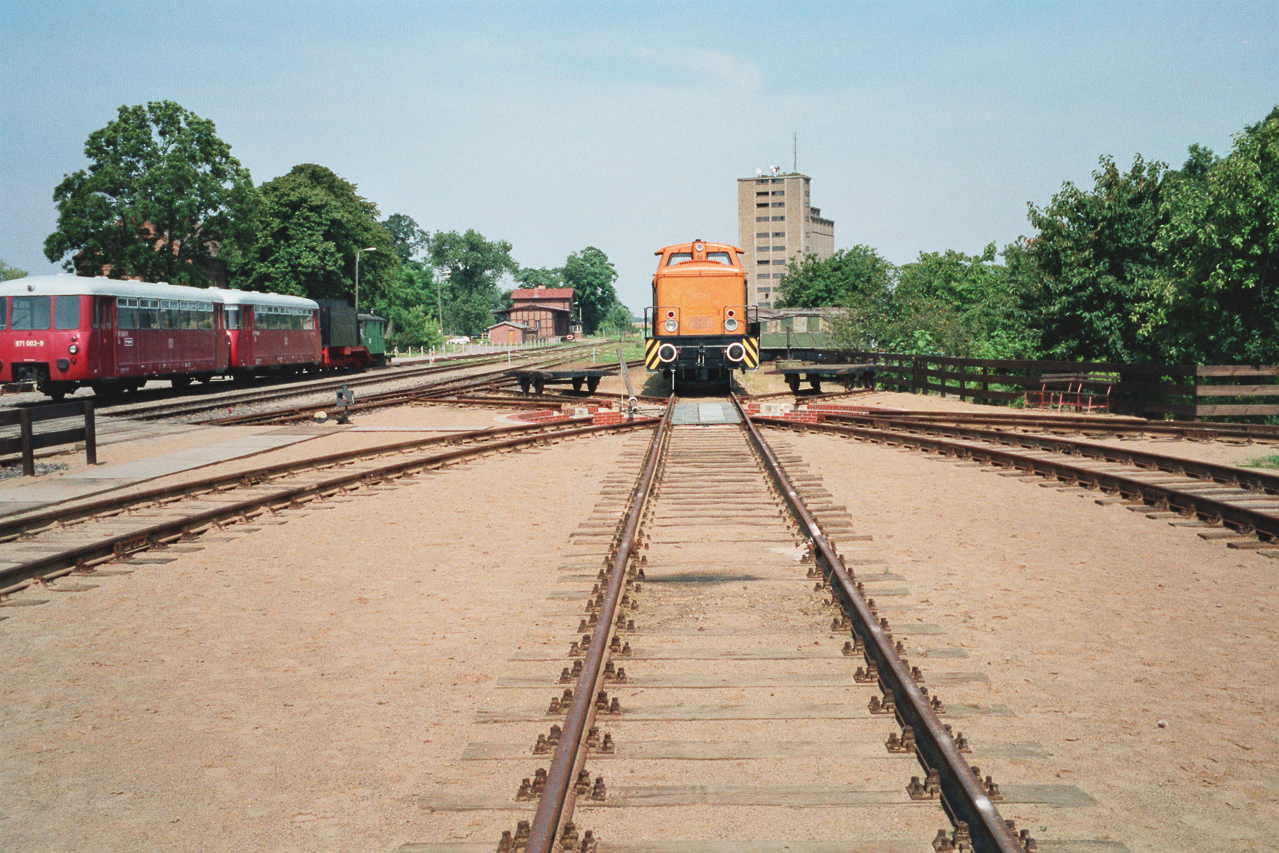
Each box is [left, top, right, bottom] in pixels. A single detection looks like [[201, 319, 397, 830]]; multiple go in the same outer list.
[[644, 337, 662, 370]]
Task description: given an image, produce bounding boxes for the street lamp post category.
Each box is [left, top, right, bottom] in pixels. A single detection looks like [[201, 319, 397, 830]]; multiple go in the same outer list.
[[436, 269, 448, 337], [355, 246, 377, 315]]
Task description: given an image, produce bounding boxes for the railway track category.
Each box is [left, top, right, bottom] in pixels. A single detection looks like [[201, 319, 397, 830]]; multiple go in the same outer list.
[[820, 409, 1279, 442], [418, 397, 1032, 852], [759, 413, 1279, 551], [0, 416, 655, 597]]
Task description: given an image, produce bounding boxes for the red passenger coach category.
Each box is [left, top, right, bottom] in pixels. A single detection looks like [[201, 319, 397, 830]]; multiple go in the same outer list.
[[0, 275, 228, 399], [212, 289, 321, 379]]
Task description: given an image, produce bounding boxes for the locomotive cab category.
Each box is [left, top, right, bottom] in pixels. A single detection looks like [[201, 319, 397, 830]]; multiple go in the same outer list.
[[645, 240, 760, 386]]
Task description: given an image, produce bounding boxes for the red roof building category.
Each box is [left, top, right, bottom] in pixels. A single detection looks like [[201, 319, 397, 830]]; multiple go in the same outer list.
[[495, 287, 577, 340]]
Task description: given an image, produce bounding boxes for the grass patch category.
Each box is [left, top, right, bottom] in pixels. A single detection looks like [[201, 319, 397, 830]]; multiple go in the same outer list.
[[1241, 455, 1279, 469]]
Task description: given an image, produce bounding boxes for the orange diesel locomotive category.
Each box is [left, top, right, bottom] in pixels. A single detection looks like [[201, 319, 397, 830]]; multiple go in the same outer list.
[[644, 239, 760, 387]]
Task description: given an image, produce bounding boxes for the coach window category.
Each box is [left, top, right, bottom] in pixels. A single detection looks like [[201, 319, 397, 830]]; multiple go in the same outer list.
[[11, 295, 51, 330], [225, 306, 240, 330], [0, 298, 7, 330], [54, 295, 80, 329]]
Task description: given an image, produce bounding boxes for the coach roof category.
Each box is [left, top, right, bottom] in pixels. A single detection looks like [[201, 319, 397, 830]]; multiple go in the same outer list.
[[0, 274, 226, 303], [208, 288, 318, 311]]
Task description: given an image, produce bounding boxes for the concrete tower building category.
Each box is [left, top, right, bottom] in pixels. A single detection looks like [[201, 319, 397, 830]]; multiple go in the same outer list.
[[737, 170, 835, 308]]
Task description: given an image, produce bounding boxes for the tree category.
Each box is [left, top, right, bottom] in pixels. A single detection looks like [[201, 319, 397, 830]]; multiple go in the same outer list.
[[515, 266, 565, 290], [382, 213, 429, 264], [428, 230, 518, 335], [0, 260, 26, 281], [1153, 107, 1279, 363], [237, 164, 397, 304], [888, 245, 1035, 358], [775, 245, 894, 309], [44, 100, 254, 286], [1022, 154, 1171, 361], [561, 246, 620, 334]]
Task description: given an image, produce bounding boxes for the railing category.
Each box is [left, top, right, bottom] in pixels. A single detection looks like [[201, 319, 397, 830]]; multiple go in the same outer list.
[[829, 352, 1279, 420], [0, 400, 98, 475]]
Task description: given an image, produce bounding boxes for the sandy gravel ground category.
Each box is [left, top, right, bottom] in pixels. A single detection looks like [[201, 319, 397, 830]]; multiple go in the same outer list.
[[3, 385, 1277, 852], [0, 405, 641, 852], [779, 429, 1279, 852]]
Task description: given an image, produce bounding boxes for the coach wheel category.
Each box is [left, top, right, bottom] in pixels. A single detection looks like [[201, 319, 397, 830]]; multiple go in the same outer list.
[[41, 383, 67, 402], [786, 375, 800, 393], [587, 377, 600, 393], [171, 376, 192, 391]]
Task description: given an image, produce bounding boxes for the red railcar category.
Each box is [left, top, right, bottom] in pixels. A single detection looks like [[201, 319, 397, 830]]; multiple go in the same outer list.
[[0, 275, 228, 399], [212, 288, 322, 378]]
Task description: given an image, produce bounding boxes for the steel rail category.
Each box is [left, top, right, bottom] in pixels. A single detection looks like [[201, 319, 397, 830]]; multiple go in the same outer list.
[[823, 409, 1279, 441], [737, 397, 1025, 853], [831, 415, 1279, 494], [0, 418, 605, 542], [523, 399, 673, 853], [0, 418, 657, 595], [105, 355, 506, 420], [756, 415, 1279, 542], [205, 353, 601, 426]]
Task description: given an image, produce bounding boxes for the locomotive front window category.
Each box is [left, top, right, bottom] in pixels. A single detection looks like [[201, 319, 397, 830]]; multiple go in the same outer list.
[[11, 295, 51, 330], [54, 295, 80, 329], [706, 252, 732, 265], [666, 253, 693, 266]]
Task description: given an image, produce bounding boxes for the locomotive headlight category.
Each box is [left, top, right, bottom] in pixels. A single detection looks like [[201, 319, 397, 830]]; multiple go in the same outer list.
[[724, 318, 738, 332], [664, 317, 678, 332], [68, 344, 79, 354]]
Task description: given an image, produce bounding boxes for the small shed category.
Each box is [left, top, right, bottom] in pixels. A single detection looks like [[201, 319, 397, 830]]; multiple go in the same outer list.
[[488, 320, 534, 345]]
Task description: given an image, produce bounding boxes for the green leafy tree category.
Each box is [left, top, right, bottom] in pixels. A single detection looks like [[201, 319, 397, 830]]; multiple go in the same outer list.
[[382, 213, 429, 264], [1153, 107, 1279, 363], [237, 164, 397, 303], [887, 245, 1035, 358], [0, 260, 27, 281], [372, 263, 444, 350], [515, 266, 565, 290], [428, 229, 518, 335], [1022, 154, 1171, 361], [775, 245, 894, 309], [562, 246, 621, 334], [595, 302, 637, 339], [44, 101, 254, 285]]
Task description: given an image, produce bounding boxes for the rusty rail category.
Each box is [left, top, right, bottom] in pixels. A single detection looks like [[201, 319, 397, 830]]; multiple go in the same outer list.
[[737, 397, 1026, 853], [523, 399, 672, 853], [757, 415, 1279, 544], [0, 417, 656, 595]]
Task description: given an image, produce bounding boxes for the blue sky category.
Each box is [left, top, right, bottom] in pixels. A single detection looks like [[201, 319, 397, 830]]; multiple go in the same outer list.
[[2, 1, 1276, 312]]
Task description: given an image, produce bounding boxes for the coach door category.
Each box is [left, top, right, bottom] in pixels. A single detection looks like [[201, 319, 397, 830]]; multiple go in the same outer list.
[[92, 296, 115, 378]]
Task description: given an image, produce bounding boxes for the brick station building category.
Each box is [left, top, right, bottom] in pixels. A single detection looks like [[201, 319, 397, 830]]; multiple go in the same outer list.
[[492, 287, 577, 341], [487, 319, 534, 345]]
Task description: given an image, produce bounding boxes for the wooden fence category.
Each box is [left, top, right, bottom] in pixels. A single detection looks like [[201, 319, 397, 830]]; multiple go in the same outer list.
[[0, 401, 97, 475], [829, 352, 1279, 420]]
